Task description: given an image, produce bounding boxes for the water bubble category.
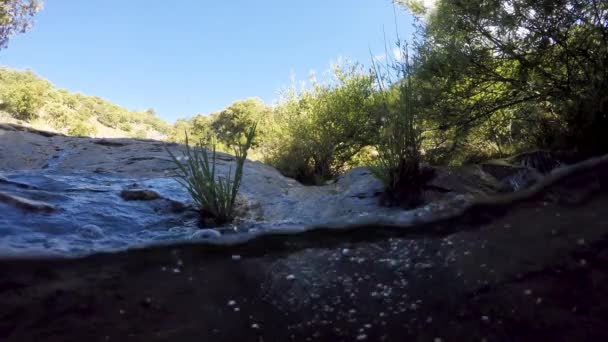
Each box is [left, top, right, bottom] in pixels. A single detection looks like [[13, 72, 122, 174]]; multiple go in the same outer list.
[[190, 229, 221, 240], [76, 224, 104, 239]]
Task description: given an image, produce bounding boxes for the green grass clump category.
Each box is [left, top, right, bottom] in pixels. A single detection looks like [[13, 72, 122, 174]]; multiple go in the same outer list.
[[370, 43, 423, 207], [167, 124, 256, 225]]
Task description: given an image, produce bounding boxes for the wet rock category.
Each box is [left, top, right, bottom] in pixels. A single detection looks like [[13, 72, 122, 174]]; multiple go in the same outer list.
[[120, 189, 162, 201], [94, 139, 129, 147], [481, 161, 540, 192], [0, 191, 55, 212], [481, 150, 578, 192], [0, 123, 61, 137], [481, 161, 530, 182], [0, 123, 18, 131], [0, 176, 38, 189], [169, 200, 189, 213], [508, 150, 570, 174], [428, 165, 500, 196]]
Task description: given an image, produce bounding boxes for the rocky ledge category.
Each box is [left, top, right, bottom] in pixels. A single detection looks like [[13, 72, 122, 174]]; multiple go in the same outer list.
[[1, 124, 608, 341], [0, 123, 575, 256]]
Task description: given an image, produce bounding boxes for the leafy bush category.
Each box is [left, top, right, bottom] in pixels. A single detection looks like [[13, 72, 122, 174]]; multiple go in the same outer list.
[[401, 0, 608, 162], [167, 124, 256, 225], [168, 119, 196, 144], [0, 78, 49, 120], [67, 119, 97, 137], [130, 129, 147, 139], [211, 98, 268, 148], [45, 103, 70, 130], [119, 122, 133, 132], [264, 63, 380, 183]]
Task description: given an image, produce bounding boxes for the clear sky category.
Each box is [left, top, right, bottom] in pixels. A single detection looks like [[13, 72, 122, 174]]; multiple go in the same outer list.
[[0, 1, 415, 122]]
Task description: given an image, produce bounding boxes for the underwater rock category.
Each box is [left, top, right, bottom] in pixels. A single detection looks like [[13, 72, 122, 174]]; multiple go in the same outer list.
[[169, 200, 189, 213], [120, 189, 162, 201], [93, 139, 130, 147], [0, 176, 38, 189], [0, 191, 55, 212]]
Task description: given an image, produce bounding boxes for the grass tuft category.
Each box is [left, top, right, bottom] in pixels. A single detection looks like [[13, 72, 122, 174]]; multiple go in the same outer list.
[[167, 124, 256, 225], [370, 42, 424, 207]]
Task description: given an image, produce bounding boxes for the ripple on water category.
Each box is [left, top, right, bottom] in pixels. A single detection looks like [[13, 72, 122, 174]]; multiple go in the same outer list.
[[0, 171, 207, 257], [76, 224, 105, 239], [0, 169, 462, 258]]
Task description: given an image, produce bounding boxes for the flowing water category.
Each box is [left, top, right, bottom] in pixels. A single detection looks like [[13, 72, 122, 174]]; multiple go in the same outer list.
[[0, 171, 211, 257], [0, 167, 468, 258]]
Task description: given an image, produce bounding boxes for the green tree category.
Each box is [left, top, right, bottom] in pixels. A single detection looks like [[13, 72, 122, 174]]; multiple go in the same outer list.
[[211, 98, 269, 148], [401, 0, 608, 160], [0, 71, 50, 120], [0, 0, 43, 49], [192, 115, 217, 145], [266, 63, 381, 183], [168, 118, 195, 144]]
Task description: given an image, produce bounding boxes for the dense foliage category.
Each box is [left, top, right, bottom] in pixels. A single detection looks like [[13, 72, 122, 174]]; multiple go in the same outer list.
[[405, 0, 608, 162], [170, 64, 382, 184], [0, 0, 42, 49], [264, 64, 381, 183], [0, 67, 171, 138]]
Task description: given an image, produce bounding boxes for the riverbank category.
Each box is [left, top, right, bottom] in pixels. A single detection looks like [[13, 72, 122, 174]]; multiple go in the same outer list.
[[1, 158, 607, 341]]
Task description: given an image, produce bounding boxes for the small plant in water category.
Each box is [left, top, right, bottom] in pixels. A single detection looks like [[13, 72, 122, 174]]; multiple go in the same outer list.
[[370, 42, 424, 208], [167, 124, 256, 225]]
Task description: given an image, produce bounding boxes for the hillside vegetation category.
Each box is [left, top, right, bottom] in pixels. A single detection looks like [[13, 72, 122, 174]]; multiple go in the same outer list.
[[0, 67, 170, 139], [2, 0, 606, 207], [168, 0, 608, 195]]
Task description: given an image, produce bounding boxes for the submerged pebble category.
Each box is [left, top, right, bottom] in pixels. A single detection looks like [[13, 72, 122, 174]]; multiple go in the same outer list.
[[120, 189, 161, 201], [0, 191, 56, 212]]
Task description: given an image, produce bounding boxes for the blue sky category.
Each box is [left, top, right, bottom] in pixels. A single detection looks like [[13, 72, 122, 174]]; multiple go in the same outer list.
[[0, 1, 415, 122]]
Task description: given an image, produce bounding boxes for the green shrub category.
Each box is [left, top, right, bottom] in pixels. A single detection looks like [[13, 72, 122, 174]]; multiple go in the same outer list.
[[130, 129, 147, 139], [119, 122, 133, 132], [264, 63, 380, 184], [45, 103, 70, 131], [211, 98, 269, 148], [167, 124, 256, 225], [1, 81, 48, 120], [67, 120, 97, 137]]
